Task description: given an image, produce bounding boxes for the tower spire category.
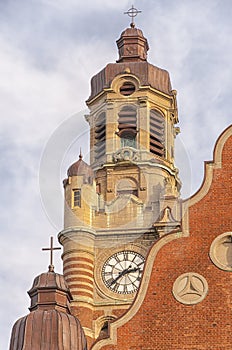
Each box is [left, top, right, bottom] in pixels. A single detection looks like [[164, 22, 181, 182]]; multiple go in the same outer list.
[[117, 8, 149, 63], [79, 147, 83, 159]]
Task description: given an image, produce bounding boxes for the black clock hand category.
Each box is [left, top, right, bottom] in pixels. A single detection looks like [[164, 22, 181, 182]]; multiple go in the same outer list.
[[109, 265, 141, 286], [108, 265, 133, 286], [124, 266, 139, 274], [108, 268, 129, 286], [127, 261, 144, 274]]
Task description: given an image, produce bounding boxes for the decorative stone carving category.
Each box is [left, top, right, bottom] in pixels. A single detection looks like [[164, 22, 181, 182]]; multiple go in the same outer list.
[[209, 232, 232, 271], [172, 272, 208, 305], [163, 177, 173, 196], [113, 147, 141, 162], [163, 175, 181, 197], [153, 207, 180, 236]]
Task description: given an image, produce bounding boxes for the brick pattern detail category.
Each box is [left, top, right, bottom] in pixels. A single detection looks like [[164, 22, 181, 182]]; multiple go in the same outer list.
[[92, 128, 232, 350], [63, 254, 94, 303]]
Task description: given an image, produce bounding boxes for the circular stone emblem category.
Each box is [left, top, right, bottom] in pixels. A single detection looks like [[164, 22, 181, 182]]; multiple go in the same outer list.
[[172, 272, 208, 305], [209, 232, 232, 271]]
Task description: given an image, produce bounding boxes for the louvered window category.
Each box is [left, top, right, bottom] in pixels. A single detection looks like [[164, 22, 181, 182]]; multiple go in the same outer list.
[[95, 112, 106, 160], [118, 106, 137, 148], [150, 110, 165, 157]]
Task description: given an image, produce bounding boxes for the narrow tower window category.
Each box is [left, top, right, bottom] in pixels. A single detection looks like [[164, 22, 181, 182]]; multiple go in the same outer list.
[[95, 112, 106, 160], [118, 105, 137, 148], [73, 189, 81, 207], [150, 109, 165, 157]]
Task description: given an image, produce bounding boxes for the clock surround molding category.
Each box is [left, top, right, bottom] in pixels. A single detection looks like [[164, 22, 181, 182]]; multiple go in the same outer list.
[[95, 244, 147, 301]]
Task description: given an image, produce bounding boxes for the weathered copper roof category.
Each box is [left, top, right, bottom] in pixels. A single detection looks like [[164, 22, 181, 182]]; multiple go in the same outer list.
[[9, 270, 87, 350], [116, 26, 149, 62], [29, 271, 69, 292], [67, 154, 93, 177], [87, 61, 172, 102], [28, 271, 72, 312], [9, 309, 87, 350], [86, 26, 172, 103]]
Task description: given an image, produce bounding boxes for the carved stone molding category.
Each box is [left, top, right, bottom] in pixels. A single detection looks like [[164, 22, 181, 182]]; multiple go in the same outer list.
[[209, 232, 232, 271], [113, 147, 141, 162]]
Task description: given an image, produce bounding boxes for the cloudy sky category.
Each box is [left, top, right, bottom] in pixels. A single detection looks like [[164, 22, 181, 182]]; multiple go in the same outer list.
[[0, 0, 231, 348]]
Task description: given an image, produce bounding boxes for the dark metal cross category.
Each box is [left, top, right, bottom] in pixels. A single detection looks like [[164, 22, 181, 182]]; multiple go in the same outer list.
[[42, 236, 61, 272], [124, 5, 142, 28]]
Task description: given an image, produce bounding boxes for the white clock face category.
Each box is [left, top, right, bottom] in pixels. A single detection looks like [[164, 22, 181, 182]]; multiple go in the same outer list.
[[102, 251, 145, 294]]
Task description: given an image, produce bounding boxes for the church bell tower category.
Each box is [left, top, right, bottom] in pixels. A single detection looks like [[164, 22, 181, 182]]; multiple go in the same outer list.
[[59, 11, 181, 347]]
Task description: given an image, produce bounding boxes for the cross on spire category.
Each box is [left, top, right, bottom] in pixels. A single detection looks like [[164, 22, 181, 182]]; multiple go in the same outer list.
[[124, 5, 142, 28], [79, 147, 83, 160], [42, 236, 61, 272]]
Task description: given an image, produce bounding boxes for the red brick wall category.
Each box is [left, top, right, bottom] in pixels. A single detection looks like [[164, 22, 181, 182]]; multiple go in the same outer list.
[[93, 129, 232, 350]]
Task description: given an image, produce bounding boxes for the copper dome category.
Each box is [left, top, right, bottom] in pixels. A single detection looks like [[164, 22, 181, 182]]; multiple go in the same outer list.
[[119, 26, 147, 38], [86, 25, 172, 103], [9, 309, 87, 350], [27, 271, 72, 313], [67, 154, 94, 180], [29, 271, 69, 292], [9, 271, 87, 350], [116, 26, 149, 63]]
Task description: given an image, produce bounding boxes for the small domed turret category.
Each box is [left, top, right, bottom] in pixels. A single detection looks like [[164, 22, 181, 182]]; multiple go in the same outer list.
[[67, 153, 94, 183], [9, 269, 87, 350]]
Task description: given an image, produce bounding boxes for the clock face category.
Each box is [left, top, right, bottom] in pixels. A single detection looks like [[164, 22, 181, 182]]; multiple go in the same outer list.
[[102, 251, 145, 294]]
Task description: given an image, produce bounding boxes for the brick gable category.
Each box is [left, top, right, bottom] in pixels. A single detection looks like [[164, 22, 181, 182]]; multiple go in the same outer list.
[[92, 125, 232, 350]]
